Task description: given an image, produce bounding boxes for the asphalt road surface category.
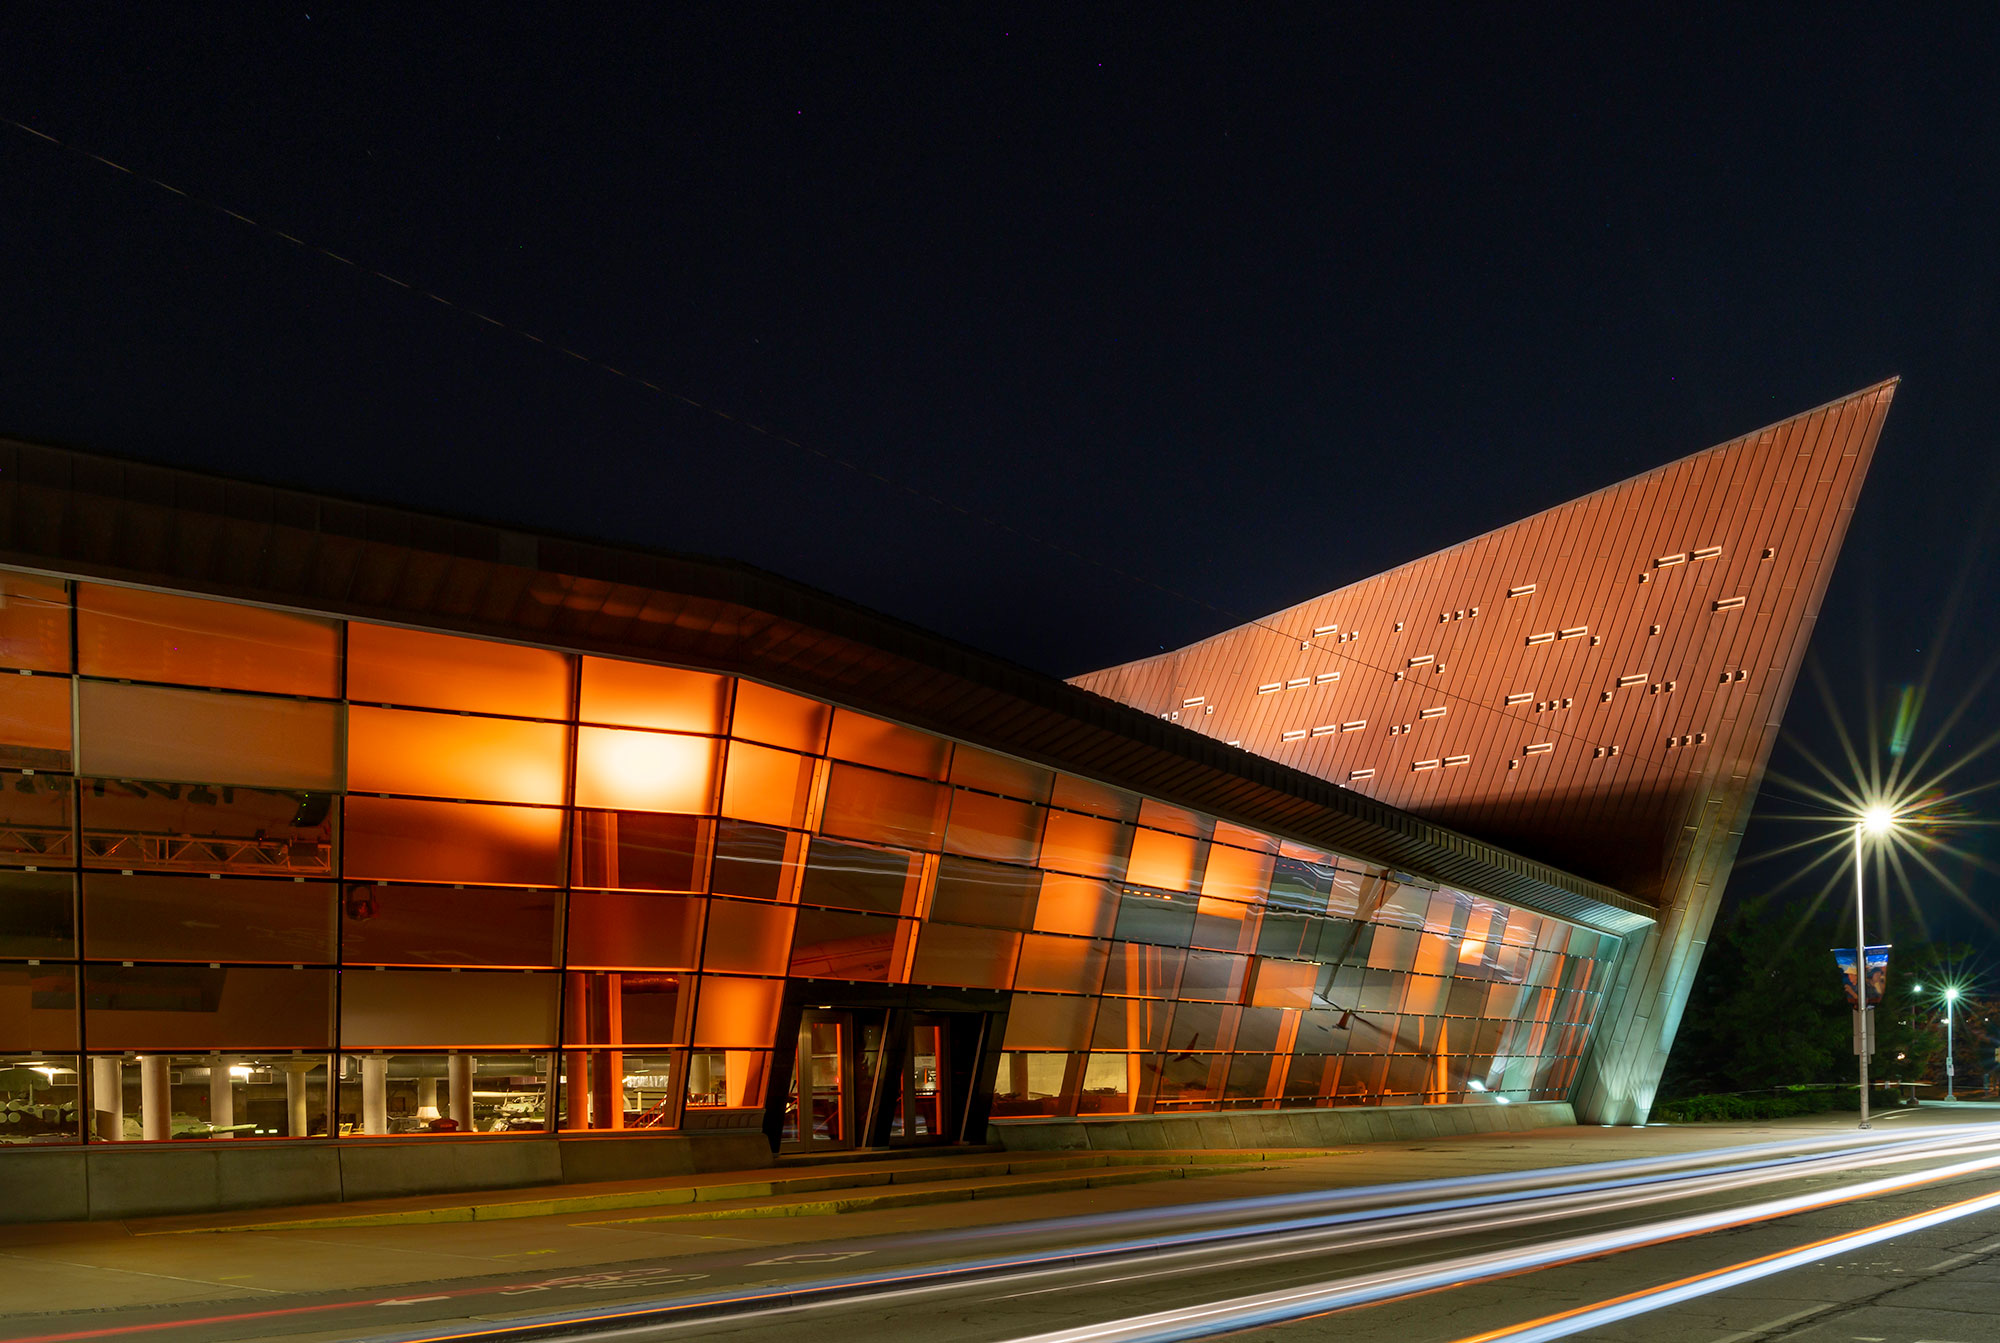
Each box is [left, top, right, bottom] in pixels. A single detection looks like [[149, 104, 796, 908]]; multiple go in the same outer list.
[[10, 1118, 2000, 1343]]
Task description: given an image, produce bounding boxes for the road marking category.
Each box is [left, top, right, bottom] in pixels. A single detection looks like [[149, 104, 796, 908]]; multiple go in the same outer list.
[[751, 1251, 871, 1265], [1706, 1304, 1831, 1341], [377, 1296, 451, 1306]]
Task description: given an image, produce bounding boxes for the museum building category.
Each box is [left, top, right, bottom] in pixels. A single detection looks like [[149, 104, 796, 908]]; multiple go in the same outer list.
[[0, 380, 1893, 1217]]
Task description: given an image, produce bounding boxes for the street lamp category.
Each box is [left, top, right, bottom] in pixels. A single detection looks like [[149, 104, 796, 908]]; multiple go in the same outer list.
[[1854, 806, 1896, 1129], [1944, 985, 1960, 1101]]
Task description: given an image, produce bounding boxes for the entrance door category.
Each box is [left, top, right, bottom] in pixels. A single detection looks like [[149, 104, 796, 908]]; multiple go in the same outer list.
[[780, 1009, 885, 1151], [890, 1013, 951, 1143]]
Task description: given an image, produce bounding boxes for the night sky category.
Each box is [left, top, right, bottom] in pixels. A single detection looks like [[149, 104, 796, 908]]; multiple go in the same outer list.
[[5, 9, 1999, 940]]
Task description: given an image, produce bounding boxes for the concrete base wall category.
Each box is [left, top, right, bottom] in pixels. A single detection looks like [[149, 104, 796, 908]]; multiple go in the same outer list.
[[1, 1130, 775, 1224], [988, 1100, 1575, 1151]]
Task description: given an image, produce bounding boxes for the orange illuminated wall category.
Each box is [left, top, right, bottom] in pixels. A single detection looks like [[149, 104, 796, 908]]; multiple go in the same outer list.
[[1070, 381, 1897, 1122]]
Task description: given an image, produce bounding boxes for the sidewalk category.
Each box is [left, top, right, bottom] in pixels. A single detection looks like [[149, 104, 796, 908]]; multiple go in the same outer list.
[[0, 1107, 1985, 1324]]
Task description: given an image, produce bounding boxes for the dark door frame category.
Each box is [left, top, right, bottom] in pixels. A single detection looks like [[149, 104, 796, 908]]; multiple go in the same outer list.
[[762, 982, 1008, 1153]]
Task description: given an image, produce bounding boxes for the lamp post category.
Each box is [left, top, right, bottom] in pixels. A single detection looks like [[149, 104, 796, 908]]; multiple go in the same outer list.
[[1854, 806, 1895, 1130], [1944, 986, 1960, 1101]]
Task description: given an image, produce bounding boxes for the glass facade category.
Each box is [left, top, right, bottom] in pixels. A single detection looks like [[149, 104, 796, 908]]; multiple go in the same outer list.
[[0, 567, 1619, 1146]]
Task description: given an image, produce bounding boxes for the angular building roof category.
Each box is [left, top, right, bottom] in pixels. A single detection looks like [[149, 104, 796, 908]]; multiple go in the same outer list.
[[0, 433, 1649, 936]]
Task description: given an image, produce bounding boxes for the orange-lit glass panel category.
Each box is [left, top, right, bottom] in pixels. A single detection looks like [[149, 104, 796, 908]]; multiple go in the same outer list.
[[1201, 843, 1276, 904], [84, 965, 333, 1050], [947, 744, 1052, 803], [826, 709, 948, 779], [700, 897, 797, 975], [691, 975, 783, 1048], [0, 673, 70, 770], [575, 727, 719, 814], [910, 923, 1020, 989], [942, 790, 1043, 865], [77, 585, 339, 696], [348, 707, 567, 804], [0, 571, 70, 672], [1001, 994, 1094, 1051], [1039, 810, 1131, 880], [1249, 959, 1318, 1010], [818, 763, 947, 851], [0, 965, 77, 1051], [1031, 873, 1118, 938], [797, 839, 917, 915], [686, 1049, 769, 1108], [929, 856, 1039, 931], [1, 772, 73, 867], [572, 810, 704, 891], [1136, 799, 1207, 839], [1048, 774, 1140, 822], [79, 682, 340, 790], [84, 874, 336, 964], [718, 740, 815, 828], [564, 891, 704, 968], [578, 657, 728, 733], [1012, 934, 1108, 995], [344, 796, 566, 887], [711, 821, 802, 901], [1191, 896, 1259, 953], [1089, 997, 1170, 1052], [562, 972, 689, 1046], [1178, 950, 1249, 1003], [1125, 827, 1202, 893], [340, 884, 558, 967], [789, 908, 908, 981], [80, 779, 334, 876], [347, 623, 570, 718], [730, 680, 829, 753], [338, 969, 558, 1049], [0, 870, 73, 958], [1102, 942, 1184, 998]]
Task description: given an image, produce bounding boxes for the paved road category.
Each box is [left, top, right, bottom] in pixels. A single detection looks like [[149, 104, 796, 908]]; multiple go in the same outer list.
[[8, 1111, 2000, 1343]]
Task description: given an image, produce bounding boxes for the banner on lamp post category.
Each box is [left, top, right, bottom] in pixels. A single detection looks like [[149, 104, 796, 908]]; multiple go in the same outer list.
[[1833, 944, 1891, 1008]]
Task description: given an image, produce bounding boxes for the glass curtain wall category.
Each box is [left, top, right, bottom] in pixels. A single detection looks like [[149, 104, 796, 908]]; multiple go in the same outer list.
[[0, 567, 1620, 1145]]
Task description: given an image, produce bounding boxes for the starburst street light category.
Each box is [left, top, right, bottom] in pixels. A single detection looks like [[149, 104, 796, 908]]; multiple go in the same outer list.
[[1852, 808, 1897, 1130], [1944, 984, 1962, 1101]]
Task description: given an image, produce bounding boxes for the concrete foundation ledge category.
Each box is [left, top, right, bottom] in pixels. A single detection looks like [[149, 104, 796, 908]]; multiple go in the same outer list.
[[987, 1100, 1575, 1153], [0, 1131, 777, 1224]]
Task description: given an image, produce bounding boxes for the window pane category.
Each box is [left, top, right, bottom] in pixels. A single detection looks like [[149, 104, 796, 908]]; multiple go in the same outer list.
[[1102, 943, 1184, 998], [929, 856, 1039, 931], [106, 1053, 333, 1142], [691, 975, 782, 1048], [1089, 998, 1170, 1052], [347, 623, 569, 718], [563, 972, 690, 1046], [948, 745, 1052, 803], [1165, 1001, 1238, 1053], [909, 923, 1019, 989], [1249, 959, 1318, 1010], [797, 839, 917, 915], [83, 966, 331, 1049], [710, 821, 801, 901], [991, 1051, 1068, 1117], [0, 572, 71, 672], [579, 658, 727, 733], [1113, 888, 1198, 946], [1202, 844, 1276, 904], [80, 682, 340, 790], [942, 790, 1043, 865], [0, 673, 70, 770], [337, 1053, 546, 1137], [560, 1050, 682, 1132], [1032, 874, 1118, 938], [338, 969, 558, 1048], [826, 709, 948, 779], [685, 1048, 770, 1107], [1077, 1051, 1142, 1114], [1126, 827, 1202, 893], [575, 727, 719, 814], [344, 796, 564, 887], [701, 897, 797, 975], [0, 870, 74, 958], [348, 707, 567, 805], [564, 891, 704, 969], [340, 884, 558, 967], [1191, 896, 1259, 953], [789, 908, 907, 981], [81, 780, 335, 877], [718, 741, 814, 829], [0, 1053, 80, 1143], [819, 763, 947, 851], [1179, 951, 1248, 1003], [85, 874, 335, 964], [572, 810, 703, 891], [77, 585, 338, 696], [1, 771, 74, 867], [0, 965, 77, 1050], [730, 681, 828, 752], [1012, 934, 1108, 995], [1001, 994, 1093, 1051], [1040, 811, 1131, 880], [1049, 774, 1140, 822]]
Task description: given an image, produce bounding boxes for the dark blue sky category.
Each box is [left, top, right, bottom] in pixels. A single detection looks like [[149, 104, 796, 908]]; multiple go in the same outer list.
[[5, 7, 1998, 936]]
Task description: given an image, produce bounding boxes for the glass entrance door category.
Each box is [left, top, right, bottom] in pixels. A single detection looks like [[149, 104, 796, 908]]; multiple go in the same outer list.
[[890, 1013, 950, 1142], [781, 1009, 886, 1151]]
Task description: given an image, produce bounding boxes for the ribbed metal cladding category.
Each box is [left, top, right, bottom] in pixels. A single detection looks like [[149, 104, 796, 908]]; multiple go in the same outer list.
[[1072, 380, 1897, 1122], [0, 434, 1647, 941]]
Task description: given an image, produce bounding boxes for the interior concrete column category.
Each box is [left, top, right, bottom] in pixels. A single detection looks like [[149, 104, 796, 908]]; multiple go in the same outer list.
[[361, 1055, 389, 1135], [283, 1058, 315, 1137], [209, 1055, 235, 1137], [447, 1054, 473, 1130], [416, 1075, 438, 1118], [137, 1055, 171, 1142], [91, 1057, 123, 1141], [564, 1051, 591, 1129]]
